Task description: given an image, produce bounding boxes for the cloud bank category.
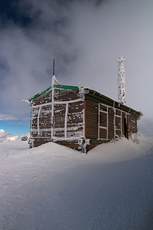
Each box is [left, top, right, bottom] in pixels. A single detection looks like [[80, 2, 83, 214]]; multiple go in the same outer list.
[[0, 0, 153, 135]]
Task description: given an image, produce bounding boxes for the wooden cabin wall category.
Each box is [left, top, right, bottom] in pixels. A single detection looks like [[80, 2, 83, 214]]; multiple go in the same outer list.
[[108, 107, 114, 140], [85, 96, 115, 141], [32, 88, 81, 106], [53, 104, 65, 138], [67, 101, 84, 138], [32, 91, 52, 106], [30, 87, 140, 150], [31, 107, 39, 138], [85, 96, 120, 141], [31, 104, 52, 146], [30, 88, 84, 147], [128, 115, 137, 135], [85, 95, 98, 140], [54, 89, 81, 101], [53, 101, 84, 138], [85, 95, 138, 144]]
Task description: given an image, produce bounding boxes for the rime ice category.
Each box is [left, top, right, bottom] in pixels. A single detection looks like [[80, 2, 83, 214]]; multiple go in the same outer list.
[[118, 57, 126, 105]]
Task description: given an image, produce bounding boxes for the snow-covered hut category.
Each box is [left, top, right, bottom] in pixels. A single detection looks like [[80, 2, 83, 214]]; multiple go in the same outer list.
[[26, 82, 142, 152]]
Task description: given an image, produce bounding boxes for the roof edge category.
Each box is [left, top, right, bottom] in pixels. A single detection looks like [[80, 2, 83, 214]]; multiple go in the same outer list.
[[28, 84, 80, 102], [28, 86, 51, 102], [84, 87, 142, 117]]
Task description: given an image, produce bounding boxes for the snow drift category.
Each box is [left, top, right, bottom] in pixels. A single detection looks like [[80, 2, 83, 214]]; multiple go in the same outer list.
[[0, 134, 153, 230]]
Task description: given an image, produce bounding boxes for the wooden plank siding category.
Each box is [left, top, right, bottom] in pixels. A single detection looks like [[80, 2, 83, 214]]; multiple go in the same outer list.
[[32, 90, 52, 106], [30, 87, 84, 147], [108, 107, 114, 140], [85, 94, 139, 149], [85, 95, 98, 140], [67, 101, 84, 138], [32, 88, 82, 106], [53, 104, 66, 138], [128, 114, 137, 134]]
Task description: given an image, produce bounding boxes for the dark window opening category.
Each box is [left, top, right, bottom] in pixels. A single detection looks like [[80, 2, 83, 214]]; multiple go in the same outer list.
[[124, 117, 127, 138]]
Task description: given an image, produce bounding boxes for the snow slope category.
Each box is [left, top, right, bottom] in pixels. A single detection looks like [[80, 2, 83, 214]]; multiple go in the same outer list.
[[0, 130, 29, 142], [0, 134, 153, 230]]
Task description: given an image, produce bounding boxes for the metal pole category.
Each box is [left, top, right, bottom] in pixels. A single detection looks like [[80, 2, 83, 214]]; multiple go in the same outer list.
[[51, 59, 55, 139], [53, 59, 55, 76]]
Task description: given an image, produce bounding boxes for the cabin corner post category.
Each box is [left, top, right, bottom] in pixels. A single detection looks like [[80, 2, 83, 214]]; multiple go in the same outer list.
[[29, 105, 33, 148], [77, 93, 91, 153]]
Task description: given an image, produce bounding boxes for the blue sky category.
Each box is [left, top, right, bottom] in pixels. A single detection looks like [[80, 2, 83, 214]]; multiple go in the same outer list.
[[0, 0, 153, 136], [0, 121, 30, 136]]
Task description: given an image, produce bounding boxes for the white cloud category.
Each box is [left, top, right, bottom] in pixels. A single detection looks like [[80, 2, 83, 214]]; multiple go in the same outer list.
[[0, 113, 18, 121], [0, 0, 153, 135]]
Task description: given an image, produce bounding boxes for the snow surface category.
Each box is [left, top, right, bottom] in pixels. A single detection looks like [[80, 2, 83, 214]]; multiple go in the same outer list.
[[0, 133, 153, 230]]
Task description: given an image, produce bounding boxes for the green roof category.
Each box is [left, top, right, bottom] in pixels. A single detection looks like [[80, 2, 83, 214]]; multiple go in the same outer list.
[[28, 86, 51, 102], [28, 85, 79, 101], [54, 85, 79, 91]]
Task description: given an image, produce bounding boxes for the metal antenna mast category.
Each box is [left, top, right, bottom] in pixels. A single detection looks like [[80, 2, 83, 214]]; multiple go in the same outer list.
[[52, 59, 60, 88], [53, 59, 55, 76], [118, 57, 126, 105]]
